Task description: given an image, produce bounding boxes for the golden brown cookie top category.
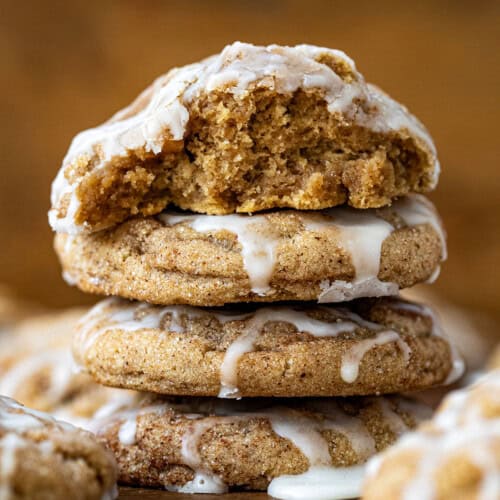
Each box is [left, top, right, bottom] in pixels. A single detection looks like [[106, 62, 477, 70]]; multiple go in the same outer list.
[[363, 371, 500, 500], [0, 396, 117, 499], [49, 42, 439, 234]]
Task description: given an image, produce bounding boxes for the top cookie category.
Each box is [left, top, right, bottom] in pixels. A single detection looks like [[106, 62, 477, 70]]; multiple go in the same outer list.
[[49, 42, 439, 234]]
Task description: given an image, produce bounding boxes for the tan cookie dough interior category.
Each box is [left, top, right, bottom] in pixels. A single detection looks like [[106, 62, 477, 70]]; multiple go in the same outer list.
[[49, 43, 439, 234]]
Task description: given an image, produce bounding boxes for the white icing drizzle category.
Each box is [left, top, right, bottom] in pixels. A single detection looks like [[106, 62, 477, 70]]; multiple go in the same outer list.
[[73, 298, 252, 369], [304, 208, 397, 302], [77, 298, 457, 397], [117, 418, 137, 446], [158, 194, 445, 302], [375, 398, 411, 437], [49, 42, 439, 234], [105, 395, 429, 498], [160, 213, 280, 295], [171, 417, 230, 494], [218, 307, 359, 398], [340, 331, 411, 384], [394, 194, 447, 261], [268, 465, 366, 500]]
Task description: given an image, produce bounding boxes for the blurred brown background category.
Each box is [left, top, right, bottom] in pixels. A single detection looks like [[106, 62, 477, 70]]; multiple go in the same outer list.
[[1, 0, 499, 324]]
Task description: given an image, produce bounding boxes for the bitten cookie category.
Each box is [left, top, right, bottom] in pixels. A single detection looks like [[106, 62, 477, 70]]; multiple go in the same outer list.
[[94, 394, 431, 495], [0, 309, 139, 429], [0, 396, 117, 499], [73, 297, 464, 398], [49, 42, 439, 234], [57, 195, 446, 306], [363, 370, 500, 500]]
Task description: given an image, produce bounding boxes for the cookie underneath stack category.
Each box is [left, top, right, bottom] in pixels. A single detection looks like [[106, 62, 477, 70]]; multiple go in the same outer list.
[[44, 42, 469, 498]]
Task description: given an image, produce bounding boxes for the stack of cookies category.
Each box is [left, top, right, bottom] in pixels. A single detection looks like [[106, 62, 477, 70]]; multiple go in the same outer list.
[[48, 43, 464, 498]]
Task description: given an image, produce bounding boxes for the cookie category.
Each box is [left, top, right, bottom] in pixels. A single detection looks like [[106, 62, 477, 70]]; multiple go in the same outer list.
[[73, 296, 464, 398], [57, 194, 446, 306], [49, 42, 439, 234], [0, 309, 139, 428], [94, 394, 431, 495], [363, 370, 500, 500], [0, 396, 117, 499]]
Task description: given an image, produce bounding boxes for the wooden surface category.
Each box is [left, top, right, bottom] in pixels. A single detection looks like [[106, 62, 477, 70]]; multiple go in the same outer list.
[[119, 489, 269, 499], [1, 0, 499, 327]]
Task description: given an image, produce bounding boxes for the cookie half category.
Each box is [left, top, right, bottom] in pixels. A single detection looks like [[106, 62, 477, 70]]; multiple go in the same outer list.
[[363, 370, 500, 500], [57, 195, 446, 306], [49, 42, 439, 234], [94, 394, 431, 495], [73, 297, 464, 398], [0, 396, 117, 499]]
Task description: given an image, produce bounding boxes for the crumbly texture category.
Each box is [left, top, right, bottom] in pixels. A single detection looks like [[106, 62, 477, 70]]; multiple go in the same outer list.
[[0, 309, 138, 424], [96, 395, 428, 491], [363, 371, 500, 500], [74, 297, 456, 397], [0, 398, 117, 500], [55, 208, 443, 306], [49, 43, 439, 233]]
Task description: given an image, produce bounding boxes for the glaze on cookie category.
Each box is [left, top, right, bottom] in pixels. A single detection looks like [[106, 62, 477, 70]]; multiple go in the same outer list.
[[49, 42, 439, 234], [73, 297, 464, 398], [56, 195, 446, 306], [94, 394, 431, 496]]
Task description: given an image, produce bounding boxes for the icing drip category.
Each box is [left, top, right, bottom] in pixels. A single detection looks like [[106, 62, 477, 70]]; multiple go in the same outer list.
[[158, 194, 444, 302], [376, 398, 412, 437], [394, 194, 447, 261], [50, 42, 438, 234], [340, 331, 411, 384], [160, 213, 280, 295], [268, 465, 366, 500], [106, 395, 428, 498], [171, 418, 230, 494], [218, 307, 359, 398], [117, 418, 137, 446], [304, 208, 397, 302]]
